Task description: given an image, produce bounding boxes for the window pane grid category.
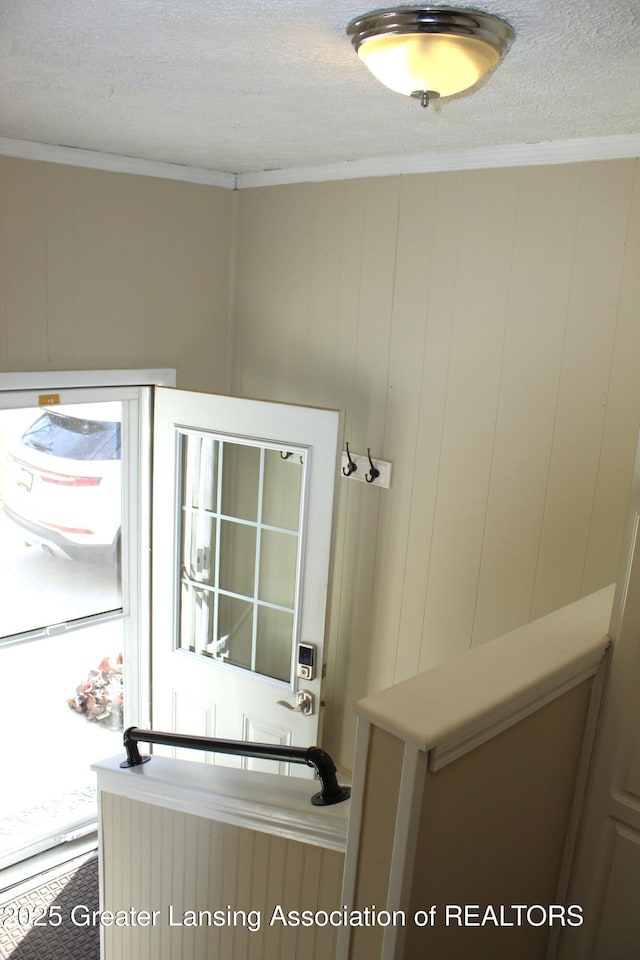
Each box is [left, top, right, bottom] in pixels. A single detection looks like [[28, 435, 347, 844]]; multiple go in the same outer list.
[[177, 432, 303, 683], [179, 574, 296, 614], [182, 504, 298, 537]]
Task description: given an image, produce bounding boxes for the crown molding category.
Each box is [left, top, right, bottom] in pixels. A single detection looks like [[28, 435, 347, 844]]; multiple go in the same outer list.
[[0, 137, 237, 189], [1, 133, 639, 191], [237, 133, 640, 188]]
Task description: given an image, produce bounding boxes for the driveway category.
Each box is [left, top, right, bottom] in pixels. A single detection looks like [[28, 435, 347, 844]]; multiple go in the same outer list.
[[0, 514, 121, 638]]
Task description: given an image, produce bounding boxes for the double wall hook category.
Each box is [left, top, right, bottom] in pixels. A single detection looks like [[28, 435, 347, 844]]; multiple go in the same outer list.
[[343, 442, 358, 477], [365, 448, 381, 484], [341, 446, 391, 488]]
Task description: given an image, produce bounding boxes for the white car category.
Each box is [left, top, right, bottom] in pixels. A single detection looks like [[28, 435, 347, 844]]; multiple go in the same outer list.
[[3, 403, 122, 560]]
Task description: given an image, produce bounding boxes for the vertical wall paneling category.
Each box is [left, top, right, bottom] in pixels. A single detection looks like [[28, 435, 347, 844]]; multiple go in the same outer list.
[[0, 156, 233, 392], [206, 816, 224, 960], [299, 844, 324, 959], [331, 179, 367, 415], [346, 176, 399, 445], [530, 160, 637, 619], [137, 801, 153, 960], [581, 161, 640, 596], [100, 794, 346, 959], [248, 830, 269, 960], [219, 823, 239, 958], [43, 163, 75, 366], [390, 170, 462, 683], [263, 831, 286, 960], [322, 179, 376, 764], [161, 807, 177, 960], [72, 167, 125, 367], [137, 175, 232, 393], [120, 174, 150, 370], [132, 175, 181, 377], [0, 158, 48, 367], [470, 164, 581, 647], [281, 829, 306, 958], [0, 159, 6, 365], [317, 844, 345, 959], [145, 804, 161, 960], [365, 172, 438, 690], [233, 159, 640, 772], [333, 177, 400, 738], [233, 184, 313, 400], [301, 182, 344, 409], [416, 166, 519, 671]]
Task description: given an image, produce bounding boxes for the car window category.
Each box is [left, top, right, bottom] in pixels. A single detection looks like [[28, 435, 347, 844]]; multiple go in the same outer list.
[[20, 411, 121, 461]]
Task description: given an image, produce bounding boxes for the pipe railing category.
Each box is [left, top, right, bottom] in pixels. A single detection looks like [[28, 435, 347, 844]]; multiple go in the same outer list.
[[120, 726, 351, 806]]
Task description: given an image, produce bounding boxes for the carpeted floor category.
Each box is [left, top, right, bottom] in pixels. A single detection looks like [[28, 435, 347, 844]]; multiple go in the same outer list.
[[0, 854, 99, 959]]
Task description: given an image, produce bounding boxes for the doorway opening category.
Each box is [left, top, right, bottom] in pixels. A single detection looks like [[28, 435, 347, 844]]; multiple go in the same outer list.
[[0, 370, 340, 877], [0, 371, 169, 873]]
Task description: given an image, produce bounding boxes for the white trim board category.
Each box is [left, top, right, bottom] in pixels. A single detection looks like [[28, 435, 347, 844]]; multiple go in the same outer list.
[[94, 754, 349, 853], [1, 133, 639, 190], [0, 368, 176, 391], [238, 134, 640, 188], [0, 137, 236, 189]]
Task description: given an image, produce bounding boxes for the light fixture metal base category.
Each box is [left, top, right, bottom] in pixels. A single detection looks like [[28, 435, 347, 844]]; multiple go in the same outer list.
[[346, 7, 514, 54], [412, 89, 440, 108]]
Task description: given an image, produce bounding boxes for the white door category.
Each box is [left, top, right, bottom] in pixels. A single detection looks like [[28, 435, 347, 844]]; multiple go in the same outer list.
[[558, 436, 640, 958], [151, 387, 341, 774]]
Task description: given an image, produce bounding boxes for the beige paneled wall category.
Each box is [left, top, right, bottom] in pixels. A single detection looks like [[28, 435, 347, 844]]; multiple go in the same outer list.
[[3, 154, 639, 773], [0, 156, 233, 392], [233, 159, 640, 769], [100, 793, 344, 960]]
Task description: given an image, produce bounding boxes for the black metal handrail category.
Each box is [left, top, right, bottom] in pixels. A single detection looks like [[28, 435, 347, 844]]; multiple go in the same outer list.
[[120, 726, 351, 806]]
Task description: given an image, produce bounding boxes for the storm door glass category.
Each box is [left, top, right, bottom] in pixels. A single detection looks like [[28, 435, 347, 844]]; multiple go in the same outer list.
[[0, 389, 136, 871], [0, 402, 122, 637], [178, 434, 304, 684]]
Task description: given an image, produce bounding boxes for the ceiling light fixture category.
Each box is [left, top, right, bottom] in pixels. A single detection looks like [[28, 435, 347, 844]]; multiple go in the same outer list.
[[346, 6, 514, 108]]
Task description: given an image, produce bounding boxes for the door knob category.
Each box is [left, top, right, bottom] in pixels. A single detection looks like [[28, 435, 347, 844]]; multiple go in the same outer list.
[[277, 690, 314, 716]]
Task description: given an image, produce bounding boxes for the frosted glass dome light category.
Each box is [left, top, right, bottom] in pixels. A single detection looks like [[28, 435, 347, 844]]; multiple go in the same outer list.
[[347, 7, 514, 108]]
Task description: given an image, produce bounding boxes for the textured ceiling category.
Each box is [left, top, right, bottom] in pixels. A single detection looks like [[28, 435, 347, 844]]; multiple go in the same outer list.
[[1, 0, 640, 177]]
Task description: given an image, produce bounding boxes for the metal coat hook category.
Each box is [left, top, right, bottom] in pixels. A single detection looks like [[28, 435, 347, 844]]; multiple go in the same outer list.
[[281, 450, 304, 465], [343, 442, 358, 477], [365, 448, 381, 484], [340, 447, 392, 488]]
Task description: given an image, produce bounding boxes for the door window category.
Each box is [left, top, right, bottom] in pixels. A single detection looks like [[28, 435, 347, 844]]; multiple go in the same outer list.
[[177, 432, 305, 684]]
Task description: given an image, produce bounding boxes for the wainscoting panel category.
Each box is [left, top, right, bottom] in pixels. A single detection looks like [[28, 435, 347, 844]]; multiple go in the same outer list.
[[99, 792, 344, 960]]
